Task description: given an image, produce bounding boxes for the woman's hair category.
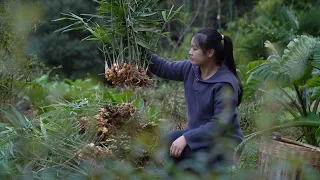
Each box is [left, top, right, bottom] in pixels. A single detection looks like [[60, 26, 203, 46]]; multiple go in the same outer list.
[[193, 28, 243, 106]]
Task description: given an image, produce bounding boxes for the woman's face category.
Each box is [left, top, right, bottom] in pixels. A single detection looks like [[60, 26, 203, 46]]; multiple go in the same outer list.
[[189, 37, 214, 66]]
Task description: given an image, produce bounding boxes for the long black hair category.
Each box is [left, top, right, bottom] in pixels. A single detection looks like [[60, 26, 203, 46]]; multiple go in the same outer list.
[[193, 28, 243, 106]]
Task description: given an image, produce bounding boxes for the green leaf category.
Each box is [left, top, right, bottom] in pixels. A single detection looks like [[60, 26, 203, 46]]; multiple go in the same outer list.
[[161, 11, 167, 21], [133, 27, 156, 32], [11, 106, 31, 129], [53, 23, 75, 33], [112, 90, 132, 103], [136, 37, 151, 49], [0, 129, 13, 135], [277, 111, 295, 123], [132, 98, 144, 110], [281, 7, 299, 30], [145, 106, 159, 121], [136, 0, 154, 12], [0, 109, 22, 128], [306, 75, 320, 88], [40, 120, 47, 141], [0, 122, 7, 128], [312, 46, 320, 68], [283, 36, 320, 81], [123, 90, 133, 101], [247, 60, 266, 71], [243, 75, 259, 100], [52, 17, 75, 22], [43, 124, 56, 132], [139, 12, 157, 17], [250, 36, 320, 86], [312, 87, 320, 99], [299, 113, 320, 122]]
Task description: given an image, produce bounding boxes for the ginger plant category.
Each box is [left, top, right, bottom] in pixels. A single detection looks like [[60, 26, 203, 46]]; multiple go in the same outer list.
[[54, 0, 183, 88]]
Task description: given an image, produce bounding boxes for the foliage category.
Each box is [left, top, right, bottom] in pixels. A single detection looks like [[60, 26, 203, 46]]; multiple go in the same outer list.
[[0, 105, 88, 179], [3, 0, 320, 178], [243, 35, 320, 146], [0, 0, 42, 109], [0, 75, 165, 179], [27, 0, 104, 80], [226, 0, 320, 74], [55, 0, 183, 69], [22, 74, 159, 121], [1, 75, 271, 179], [133, 82, 186, 130], [237, 97, 262, 135]]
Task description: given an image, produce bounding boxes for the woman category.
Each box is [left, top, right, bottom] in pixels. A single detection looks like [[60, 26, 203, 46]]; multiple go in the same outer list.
[[147, 29, 244, 173]]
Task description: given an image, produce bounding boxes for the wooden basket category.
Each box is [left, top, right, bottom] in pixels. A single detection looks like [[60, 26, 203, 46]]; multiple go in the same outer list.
[[258, 137, 320, 180]]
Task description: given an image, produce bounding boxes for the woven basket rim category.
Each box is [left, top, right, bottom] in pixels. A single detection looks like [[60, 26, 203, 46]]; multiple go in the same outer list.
[[259, 136, 320, 166], [260, 136, 320, 151]]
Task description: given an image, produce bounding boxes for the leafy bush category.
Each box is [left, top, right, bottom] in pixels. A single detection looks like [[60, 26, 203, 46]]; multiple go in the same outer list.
[[133, 82, 186, 130], [226, 0, 320, 73], [0, 0, 42, 110], [237, 98, 262, 136], [244, 35, 320, 146], [0, 74, 167, 179]]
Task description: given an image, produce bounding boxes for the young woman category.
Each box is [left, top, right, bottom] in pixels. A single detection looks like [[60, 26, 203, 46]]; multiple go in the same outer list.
[[147, 28, 244, 172]]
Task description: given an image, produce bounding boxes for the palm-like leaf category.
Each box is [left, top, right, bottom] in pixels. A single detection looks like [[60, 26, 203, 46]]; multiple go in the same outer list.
[[243, 74, 260, 100], [250, 35, 320, 86], [282, 36, 320, 81]]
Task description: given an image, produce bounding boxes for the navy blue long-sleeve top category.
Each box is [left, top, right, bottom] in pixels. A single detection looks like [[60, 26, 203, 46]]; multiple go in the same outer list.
[[148, 53, 244, 151]]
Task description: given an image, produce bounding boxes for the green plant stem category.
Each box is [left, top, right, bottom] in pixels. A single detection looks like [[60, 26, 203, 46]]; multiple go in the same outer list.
[[279, 87, 303, 115], [293, 83, 315, 144], [307, 63, 320, 71], [294, 83, 307, 116], [132, 33, 142, 68], [258, 88, 299, 118], [102, 45, 112, 68], [120, 37, 124, 64], [303, 82, 311, 112]]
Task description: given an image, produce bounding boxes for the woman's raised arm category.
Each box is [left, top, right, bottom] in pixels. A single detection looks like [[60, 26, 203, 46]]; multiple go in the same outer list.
[[147, 52, 190, 81]]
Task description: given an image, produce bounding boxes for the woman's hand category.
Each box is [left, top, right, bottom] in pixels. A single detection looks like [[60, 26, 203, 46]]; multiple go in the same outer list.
[[170, 135, 187, 158]]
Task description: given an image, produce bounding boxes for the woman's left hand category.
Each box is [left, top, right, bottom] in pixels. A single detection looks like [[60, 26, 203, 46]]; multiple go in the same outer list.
[[170, 135, 187, 158]]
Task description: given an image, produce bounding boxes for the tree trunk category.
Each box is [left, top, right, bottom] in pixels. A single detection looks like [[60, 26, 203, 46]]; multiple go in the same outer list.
[[202, 0, 209, 27], [216, 0, 221, 29]]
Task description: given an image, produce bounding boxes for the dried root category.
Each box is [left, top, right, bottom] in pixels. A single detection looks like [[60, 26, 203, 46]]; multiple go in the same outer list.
[[75, 102, 159, 165], [95, 103, 135, 141], [75, 143, 113, 162], [76, 116, 87, 134], [105, 63, 153, 88], [136, 121, 158, 134]]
